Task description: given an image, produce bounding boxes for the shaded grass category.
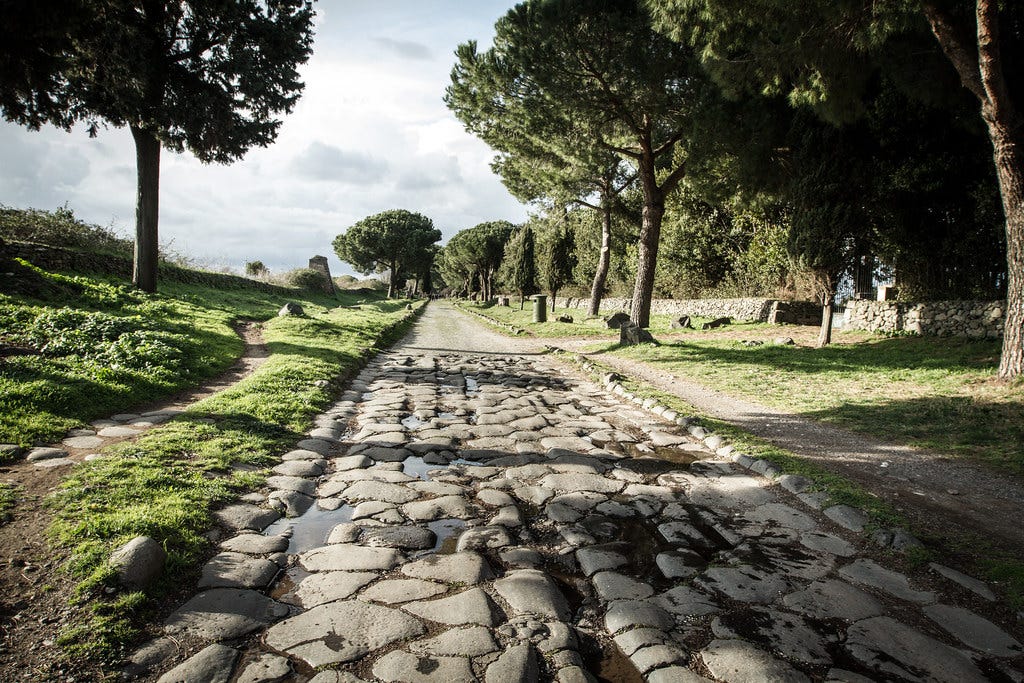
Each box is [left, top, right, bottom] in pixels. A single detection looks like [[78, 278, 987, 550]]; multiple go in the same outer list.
[[600, 334, 1024, 475], [0, 264, 341, 453], [0, 483, 16, 524]]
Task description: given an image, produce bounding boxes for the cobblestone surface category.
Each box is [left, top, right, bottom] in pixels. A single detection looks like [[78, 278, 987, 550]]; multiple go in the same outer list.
[[136, 302, 1023, 682]]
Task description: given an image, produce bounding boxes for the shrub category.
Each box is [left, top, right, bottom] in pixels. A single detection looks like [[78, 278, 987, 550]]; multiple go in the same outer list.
[[0, 205, 132, 255], [286, 268, 328, 292]]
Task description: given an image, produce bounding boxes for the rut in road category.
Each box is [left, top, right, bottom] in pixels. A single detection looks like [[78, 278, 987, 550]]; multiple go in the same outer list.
[[138, 304, 1023, 683]]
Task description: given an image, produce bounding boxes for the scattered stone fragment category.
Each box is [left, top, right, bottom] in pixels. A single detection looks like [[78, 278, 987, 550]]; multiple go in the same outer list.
[[25, 447, 68, 462], [63, 435, 105, 449], [485, 644, 538, 683]]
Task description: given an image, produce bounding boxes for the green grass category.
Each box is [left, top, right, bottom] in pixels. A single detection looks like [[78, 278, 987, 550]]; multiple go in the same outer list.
[[598, 334, 1024, 475], [458, 300, 724, 338], [0, 483, 17, 523], [0, 263, 339, 453], [45, 295, 421, 661], [1, 258, 423, 662]]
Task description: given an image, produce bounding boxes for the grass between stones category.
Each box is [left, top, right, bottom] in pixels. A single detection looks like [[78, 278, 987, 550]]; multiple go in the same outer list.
[[0, 483, 16, 523], [3, 261, 424, 662]]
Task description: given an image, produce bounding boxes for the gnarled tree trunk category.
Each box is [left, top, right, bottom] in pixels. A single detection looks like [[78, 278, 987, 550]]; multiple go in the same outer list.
[[588, 201, 613, 317], [630, 195, 665, 329]]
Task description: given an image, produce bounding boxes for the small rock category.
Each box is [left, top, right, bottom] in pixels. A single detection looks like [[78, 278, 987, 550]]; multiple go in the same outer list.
[[278, 302, 304, 317], [109, 536, 166, 587]]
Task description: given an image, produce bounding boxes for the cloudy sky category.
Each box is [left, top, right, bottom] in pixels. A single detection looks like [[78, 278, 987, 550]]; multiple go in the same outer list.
[[0, 0, 528, 278]]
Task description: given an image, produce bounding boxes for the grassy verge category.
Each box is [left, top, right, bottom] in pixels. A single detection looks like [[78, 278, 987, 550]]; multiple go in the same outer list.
[[0, 483, 16, 523], [457, 300, 736, 338], [46, 296, 422, 661], [0, 262, 336, 453], [600, 334, 1024, 475]]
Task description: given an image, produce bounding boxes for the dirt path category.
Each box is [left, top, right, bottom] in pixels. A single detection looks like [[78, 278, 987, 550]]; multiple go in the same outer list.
[[0, 320, 270, 681], [554, 338, 1024, 562]]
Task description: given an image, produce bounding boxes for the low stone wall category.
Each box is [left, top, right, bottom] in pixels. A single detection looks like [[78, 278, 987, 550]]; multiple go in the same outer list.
[[556, 296, 820, 324], [843, 300, 1004, 338]]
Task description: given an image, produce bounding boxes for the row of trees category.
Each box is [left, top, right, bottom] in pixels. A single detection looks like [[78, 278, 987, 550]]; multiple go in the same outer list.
[[445, 0, 1023, 378]]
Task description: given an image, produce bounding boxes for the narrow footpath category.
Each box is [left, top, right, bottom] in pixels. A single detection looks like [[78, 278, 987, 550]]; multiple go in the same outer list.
[[134, 302, 1022, 682]]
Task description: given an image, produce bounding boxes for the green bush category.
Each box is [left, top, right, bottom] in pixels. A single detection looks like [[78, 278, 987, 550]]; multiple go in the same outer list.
[[0, 205, 132, 255], [286, 268, 328, 291]]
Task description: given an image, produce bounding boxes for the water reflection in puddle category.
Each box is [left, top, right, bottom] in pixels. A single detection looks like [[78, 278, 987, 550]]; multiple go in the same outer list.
[[263, 504, 355, 555], [465, 376, 480, 396], [403, 456, 443, 480], [423, 518, 466, 555], [400, 414, 424, 430]]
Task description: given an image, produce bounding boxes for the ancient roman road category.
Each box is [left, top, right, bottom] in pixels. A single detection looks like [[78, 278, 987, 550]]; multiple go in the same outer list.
[[138, 302, 1022, 682]]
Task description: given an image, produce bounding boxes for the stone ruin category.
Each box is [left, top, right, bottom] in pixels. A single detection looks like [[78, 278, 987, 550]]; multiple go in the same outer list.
[[308, 255, 336, 295]]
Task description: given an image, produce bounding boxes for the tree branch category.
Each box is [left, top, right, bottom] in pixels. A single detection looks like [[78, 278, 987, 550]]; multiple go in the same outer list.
[[921, 1, 986, 103], [659, 161, 687, 195]]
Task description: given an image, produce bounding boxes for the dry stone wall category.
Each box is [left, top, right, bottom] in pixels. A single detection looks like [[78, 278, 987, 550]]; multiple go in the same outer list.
[[843, 300, 1004, 338], [556, 296, 820, 324]]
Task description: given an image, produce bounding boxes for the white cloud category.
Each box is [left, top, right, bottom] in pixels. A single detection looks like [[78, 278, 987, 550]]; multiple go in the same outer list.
[[0, 0, 528, 278]]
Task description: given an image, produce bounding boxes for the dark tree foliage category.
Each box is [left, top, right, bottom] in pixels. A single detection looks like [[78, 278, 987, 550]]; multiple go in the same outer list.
[[0, 0, 316, 292], [503, 224, 538, 309], [333, 210, 441, 299]]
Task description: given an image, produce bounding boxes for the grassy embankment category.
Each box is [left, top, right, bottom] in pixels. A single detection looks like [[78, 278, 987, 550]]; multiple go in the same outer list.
[[1, 257, 421, 661]]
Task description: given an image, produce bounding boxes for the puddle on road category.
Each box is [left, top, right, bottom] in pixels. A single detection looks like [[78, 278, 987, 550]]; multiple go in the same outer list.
[[623, 442, 707, 467], [403, 456, 444, 480], [421, 518, 466, 555], [263, 503, 355, 555], [465, 376, 480, 396]]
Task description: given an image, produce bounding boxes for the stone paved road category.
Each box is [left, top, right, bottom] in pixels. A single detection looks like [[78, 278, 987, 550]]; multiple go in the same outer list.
[[137, 303, 1023, 682]]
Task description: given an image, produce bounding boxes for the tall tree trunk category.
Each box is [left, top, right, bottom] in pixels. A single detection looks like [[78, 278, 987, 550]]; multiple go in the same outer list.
[[817, 292, 834, 348], [131, 125, 161, 293], [550, 289, 557, 312], [630, 191, 665, 329], [588, 201, 612, 317], [923, 0, 1023, 377], [387, 258, 398, 298]]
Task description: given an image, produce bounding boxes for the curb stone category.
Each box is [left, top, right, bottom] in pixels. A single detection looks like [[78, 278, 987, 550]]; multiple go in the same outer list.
[[565, 350, 1000, 597]]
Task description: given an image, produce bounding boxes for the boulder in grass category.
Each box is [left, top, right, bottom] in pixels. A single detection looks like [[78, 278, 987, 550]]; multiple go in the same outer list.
[[604, 312, 630, 329], [556, 315, 574, 324], [619, 323, 655, 346], [110, 536, 167, 587], [701, 316, 731, 330], [278, 302, 304, 317], [670, 315, 693, 329]]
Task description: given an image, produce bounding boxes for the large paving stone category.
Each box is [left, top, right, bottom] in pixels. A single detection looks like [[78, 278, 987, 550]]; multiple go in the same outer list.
[[653, 585, 720, 618], [928, 563, 996, 601], [267, 490, 314, 517], [360, 525, 436, 550], [494, 569, 571, 620], [712, 608, 832, 666], [220, 534, 289, 555], [264, 600, 425, 668], [341, 480, 420, 504], [156, 643, 239, 683], [744, 503, 818, 531], [198, 552, 279, 589], [688, 476, 773, 509], [923, 604, 1023, 657], [823, 504, 870, 532], [845, 616, 986, 682], [265, 475, 317, 495], [360, 579, 448, 605], [401, 551, 494, 584], [701, 639, 809, 683], [539, 473, 623, 494], [293, 571, 379, 607], [214, 504, 280, 532], [273, 459, 324, 477], [604, 600, 674, 634], [331, 468, 416, 483], [372, 650, 475, 683], [576, 545, 628, 577], [485, 644, 538, 683], [782, 579, 882, 621], [403, 587, 501, 626], [402, 495, 476, 521], [696, 565, 792, 603], [593, 572, 654, 601], [299, 544, 402, 572], [838, 559, 936, 604], [455, 525, 512, 552], [799, 531, 856, 557], [408, 626, 498, 657], [164, 588, 289, 639], [235, 653, 291, 683]]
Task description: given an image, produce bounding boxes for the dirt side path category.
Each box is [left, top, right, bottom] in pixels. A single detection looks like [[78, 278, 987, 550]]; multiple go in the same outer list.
[[0, 321, 270, 681], [567, 345, 1024, 560]]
